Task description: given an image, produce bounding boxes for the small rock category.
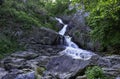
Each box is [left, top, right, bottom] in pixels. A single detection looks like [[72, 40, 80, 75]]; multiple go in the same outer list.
[[15, 71, 35, 79], [76, 75, 87, 79]]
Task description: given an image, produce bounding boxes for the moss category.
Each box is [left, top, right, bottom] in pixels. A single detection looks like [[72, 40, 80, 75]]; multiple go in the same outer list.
[[35, 66, 46, 79]]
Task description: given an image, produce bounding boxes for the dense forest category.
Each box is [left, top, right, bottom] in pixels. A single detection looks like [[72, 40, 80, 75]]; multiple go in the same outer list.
[[0, 0, 120, 79]]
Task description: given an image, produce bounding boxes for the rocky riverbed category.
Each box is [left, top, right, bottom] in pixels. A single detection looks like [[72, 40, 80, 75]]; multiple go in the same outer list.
[[0, 27, 120, 79]]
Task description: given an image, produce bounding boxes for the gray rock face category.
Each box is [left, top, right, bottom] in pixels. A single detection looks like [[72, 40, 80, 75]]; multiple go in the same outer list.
[[0, 68, 8, 79], [1, 57, 26, 70], [11, 51, 39, 59], [2, 69, 21, 79], [43, 54, 120, 79], [102, 67, 120, 77], [2, 69, 35, 79], [102, 55, 120, 77], [0, 50, 120, 79], [15, 71, 35, 79], [19, 27, 60, 45], [104, 55, 120, 65], [0, 49, 61, 79], [43, 55, 95, 79]]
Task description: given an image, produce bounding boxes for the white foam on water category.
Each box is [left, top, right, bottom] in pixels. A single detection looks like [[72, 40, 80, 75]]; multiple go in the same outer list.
[[60, 47, 93, 60]]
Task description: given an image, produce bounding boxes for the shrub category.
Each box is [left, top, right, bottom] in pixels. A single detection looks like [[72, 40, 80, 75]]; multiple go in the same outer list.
[[72, 0, 120, 52], [0, 34, 24, 59], [85, 66, 106, 79]]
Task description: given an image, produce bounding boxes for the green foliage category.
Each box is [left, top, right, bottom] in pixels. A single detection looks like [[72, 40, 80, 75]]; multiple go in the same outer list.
[[0, 0, 45, 29], [0, 34, 24, 59], [72, 0, 120, 52], [44, 0, 71, 16], [87, 0, 120, 51], [1, 0, 67, 58], [85, 66, 106, 79], [0, 0, 73, 30]]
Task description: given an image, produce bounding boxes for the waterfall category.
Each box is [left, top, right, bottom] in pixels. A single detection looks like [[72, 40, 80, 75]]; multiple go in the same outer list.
[[59, 25, 68, 36], [64, 36, 79, 48], [55, 17, 64, 24], [56, 17, 94, 60]]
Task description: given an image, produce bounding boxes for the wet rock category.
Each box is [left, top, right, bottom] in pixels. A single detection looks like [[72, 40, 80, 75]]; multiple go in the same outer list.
[[2, 69, 22, 79], [1, 57, 27, 70], [15, 71, 35, 79], [11, 51, 39, 60], [0, 68, 8, 79]]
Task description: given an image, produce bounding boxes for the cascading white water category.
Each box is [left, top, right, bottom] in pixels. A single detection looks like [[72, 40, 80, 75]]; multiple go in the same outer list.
[[64, 36, 79, 48], [59, 25, 68, 36], [56, 17, 94, 60], [55, 17, 64, 24]]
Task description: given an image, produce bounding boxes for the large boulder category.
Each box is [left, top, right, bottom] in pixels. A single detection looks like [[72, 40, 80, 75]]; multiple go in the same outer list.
[[43, 54, 99, 79], [43, 54, 120, 79], [19, 27, 61, 45], [46, 55, 90, 78]]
